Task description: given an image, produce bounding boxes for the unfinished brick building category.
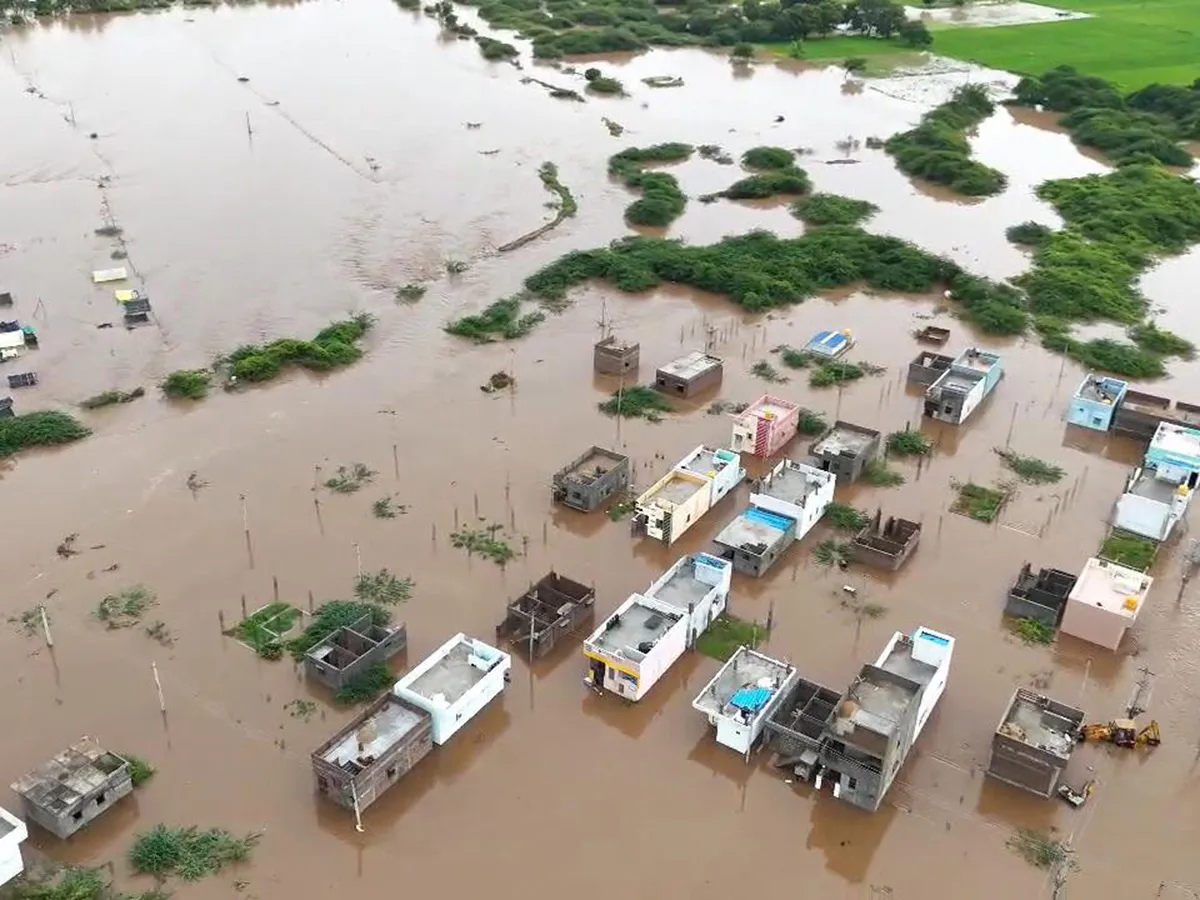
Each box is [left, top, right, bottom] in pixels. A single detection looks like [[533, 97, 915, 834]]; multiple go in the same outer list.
[[849, 511, 920, 571], [496, 571, 596, 659], [304, 615, 407, 692], [10, 738, 133, 839]]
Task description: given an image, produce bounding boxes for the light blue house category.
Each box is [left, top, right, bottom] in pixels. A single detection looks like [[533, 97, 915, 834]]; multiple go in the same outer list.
[[1068, 374, 1128, 432], [1144, 421, 1200, 485]]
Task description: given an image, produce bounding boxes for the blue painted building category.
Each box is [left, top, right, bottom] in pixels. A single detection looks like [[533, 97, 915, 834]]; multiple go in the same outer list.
[[1068, 374, 1128, 432]]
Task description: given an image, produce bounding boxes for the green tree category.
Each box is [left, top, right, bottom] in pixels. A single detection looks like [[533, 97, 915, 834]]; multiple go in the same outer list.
[[844, 0, 906, 37], [898, 19, 932, 47]]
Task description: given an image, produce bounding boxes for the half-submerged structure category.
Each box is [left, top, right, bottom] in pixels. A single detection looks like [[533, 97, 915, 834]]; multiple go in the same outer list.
[[849, 511, 921, 571], [1114, 422, 1200, 542], [583, 553, 731, 702], [393, 634, 511, 745], [712, 459, 834, 577], [767, 626, 954, 813], [654, 350, 723, 398], [0, 806, 27, 888], [304, 615, 407, 693], [730, 395, 800, 459], [804, 329, 854, 360], [1112, 389, 1200, 441], [1060, 557, 1151, 651], [10, 737, 133, 839], [986, 688, 1084, 799], [692, 646, 799, 756], [552, 446, 630, 512], [1068, 374, 1128, 433], [593, 335, 640, 376], [810, 421, 880, 482], [631, 445, 744, 545], [311, 694, 434, 813], [906, 351, 953, 388], [496, 571, 595, 659], [923, 348, 1002, 425], [1005, 563, 1075, 627]]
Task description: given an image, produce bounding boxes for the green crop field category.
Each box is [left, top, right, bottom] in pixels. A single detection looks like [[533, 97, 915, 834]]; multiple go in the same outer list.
[[930, 0, 1200, 89]]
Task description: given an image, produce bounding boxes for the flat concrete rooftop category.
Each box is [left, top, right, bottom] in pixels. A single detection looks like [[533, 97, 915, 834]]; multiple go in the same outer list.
[[317, 697, 424, 770], [813, 424, 877, 456], [1076, 375, 1126, 403], [679, 447, 732, 479], [659, 351, 721, 380], [759, 462, 829, 507], [847, 641, 938, 737], [1150, 422, 1200, 461], [650, 563, 716, 611], [999, 693, 1078, 759], [714, 510, 789, 555], [1128, 470, 1182, 504], [1071, 557, 1151, 619], [405, 642, 486, 704], [954, 350, 999, 372], [694, 647, 793, 719], [647, 471, 705, 505], [566, 447, 624, 480], [11, 737, 125, 816], [936, 371, 982, 393], [592, 600, 680, 655], [744, 396, 798, 419]]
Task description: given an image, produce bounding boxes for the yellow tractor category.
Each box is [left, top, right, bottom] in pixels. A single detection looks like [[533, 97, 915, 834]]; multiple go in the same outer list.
[[1078, 718, 1161, 749]]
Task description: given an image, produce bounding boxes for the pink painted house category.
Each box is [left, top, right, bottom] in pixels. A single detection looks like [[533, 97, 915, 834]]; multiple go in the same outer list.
[[731, 395, 801, 458]]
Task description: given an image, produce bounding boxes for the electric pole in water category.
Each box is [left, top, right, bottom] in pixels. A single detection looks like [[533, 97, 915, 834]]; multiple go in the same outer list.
[[1126, 665, 1155, 719]]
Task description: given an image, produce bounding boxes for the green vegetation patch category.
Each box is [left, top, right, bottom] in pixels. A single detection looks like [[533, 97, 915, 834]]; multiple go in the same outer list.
[[1006, 221, 1053, 248], [813, 539, 852, 567], [694, 614, 766, 662], [994, 448, 1065, 484], [521, 227, 1025, 333], [476, 35, 518, 60], [538, 161, 578, 218], [750, 360, 788, 383], [287, 601, 390, 661], [1129, 320, 1195, 359], [325, 462, 377, 493], [597, 385, 673, 421], [353, 569, 414, 606], [950, 481, 1011, 523], [0, 410, 91, 458], [715, 167, 811, 201], [886, 428, 932, 456], [225, 314, 373, 384], [96, 586, 156, 629], [825, 503, 869, 532], [741, 146, 795, 170], [396, 283, 426, 303], [121, 754, 156, 788], [797, 408, 828, 436], [446, 295, 545, 342], [161, 369, 211, 400], [80, 387, 145, 410], [791, 193, 878, 227], [885, 84, 1007, 197], [862, 458, 904, 487], [451, 523, 517, 565], [1, 866, 169, 900], [1099, 529, 1157, 571], [608, 143, 695, 227], [1013, 617, 1056, 646], [1035, 317, 1167, 379], [129, 825, 258, 882], [335, 662, 394, 705], [1007, 827, 1073, 871], [230, 602, 301, 659]]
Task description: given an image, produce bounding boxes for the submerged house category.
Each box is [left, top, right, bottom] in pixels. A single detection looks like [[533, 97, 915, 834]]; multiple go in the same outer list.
[[986, 688, 1084, 799], [583, 553, 731, 702], [730, 395, 800, 459], [849, 511, 921, 572], [631, 445, 745, 545], [692, 646, 799, 756], [0, 806, 27, 888], [906, 351, 953, 388], [10, 737, 133, 839], [304, 615, 407, 692], [1005, 563, 1075, 627], [311, 694, 434, 813], [1114, 422, 1200, 542], [393, 634, 511, 745], [1060, 557, 1151, 651], [923, 348, 1002, 425], [1112, 390, 1200, 441], [1068, 374, 1128, 433], [810, 421, 880, 482], [593, 335, 640, 376], [654, 350, 723, 398], [496, 571, 595, 659], [768, 626, 954, 813], [551, 446, 630, 513], [712, 459, 834, 577]]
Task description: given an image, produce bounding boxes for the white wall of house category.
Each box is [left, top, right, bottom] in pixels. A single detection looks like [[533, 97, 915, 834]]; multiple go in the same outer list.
[[750, 461, 836, 542], [394, 634, 511, 745], [0, 806, 27, 889]]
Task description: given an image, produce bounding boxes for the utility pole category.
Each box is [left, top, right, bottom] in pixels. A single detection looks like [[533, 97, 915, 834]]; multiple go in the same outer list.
[[1126, 666, 1155, 719]]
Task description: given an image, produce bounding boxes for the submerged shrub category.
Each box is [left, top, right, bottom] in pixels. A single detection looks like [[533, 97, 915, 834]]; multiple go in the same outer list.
[[791, 193, 878, 227], [609, 143, 695, 227], [741, 146, 795, 170], [0, 410, 91, 458], [161, 369, 212, 400]]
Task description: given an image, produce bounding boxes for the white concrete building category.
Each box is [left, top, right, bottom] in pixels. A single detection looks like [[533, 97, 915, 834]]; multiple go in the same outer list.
[[393, 634, 511, 745], [692, 646, 799, 756], [1060, 557, 1152, 651], [0, 806, 27, 889], [1114, 422, 1200, 542], [631, 446, 745, 545], [584, 553, 732, 702]]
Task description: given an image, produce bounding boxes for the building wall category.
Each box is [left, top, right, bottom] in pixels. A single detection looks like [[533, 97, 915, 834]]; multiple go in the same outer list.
[[312, 708, 434, 812], [655, 363, 723, 398], [592, 613, 689, 702], [307, 625, 407, 691], [0, 807, 26, 888], [986, 740, 1062, 798], [557, 456, 630, 512], [22, 769, 133, 840], [1114, 489, 1175, 542], [593, 339, 639, 375], [395, 637, 511, 745], [1060, 598, 1129, 651], [1068, 397, 1119, 432]]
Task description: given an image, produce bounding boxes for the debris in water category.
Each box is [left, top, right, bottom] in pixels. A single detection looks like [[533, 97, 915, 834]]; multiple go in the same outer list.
[[602, 117, 624, 137], [186, 471, 209, 493], [481, 371, 514, 393], [642, 75, 684, 88], [56, 533, 80, 558]]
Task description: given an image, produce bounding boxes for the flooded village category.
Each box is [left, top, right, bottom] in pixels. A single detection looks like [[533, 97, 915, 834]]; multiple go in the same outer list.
[[2, 0, 1200, 898]]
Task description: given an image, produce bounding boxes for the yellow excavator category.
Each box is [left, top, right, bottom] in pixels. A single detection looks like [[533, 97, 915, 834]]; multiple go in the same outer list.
[[1077, 718, 1161, 749]]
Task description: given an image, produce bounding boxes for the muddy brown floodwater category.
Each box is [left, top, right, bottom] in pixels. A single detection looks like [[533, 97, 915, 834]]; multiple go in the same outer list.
[[2, 2, 1200, 898]]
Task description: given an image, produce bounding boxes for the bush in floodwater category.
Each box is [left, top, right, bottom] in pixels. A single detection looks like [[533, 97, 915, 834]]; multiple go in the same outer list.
[[597, 385, 673, 421], [162, 369, 212, 400], [797, 409, 827, 436], [476, 35, 519, 59], [1099, 529, 1157, 571], [1128, 320, 1195, 358], [129, 826, 259, 881], [287, 601, 390, 660], [587, 75, 624, 95], [225, 314, 373, 383], [445, 295, 545, 342], [885, 84, 1007, 197], [741, 146, 795, 170], [1037, 318, 1167, 378], [791, 193, 878, 227], [825, 503, 869, 532], [994, 448, 1065, 484], [721, 167, 811, 200], [335, 663, 394, 705], [79, 387, 145, 410], [608, 143, 695, 227], [0, 410, 90, 460], [1006, 221, 1053, 248], [886, 428, 932, 456]]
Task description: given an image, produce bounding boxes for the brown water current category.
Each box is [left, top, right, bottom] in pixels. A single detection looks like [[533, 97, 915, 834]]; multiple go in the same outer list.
[[2, 3, 1200, 898]]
